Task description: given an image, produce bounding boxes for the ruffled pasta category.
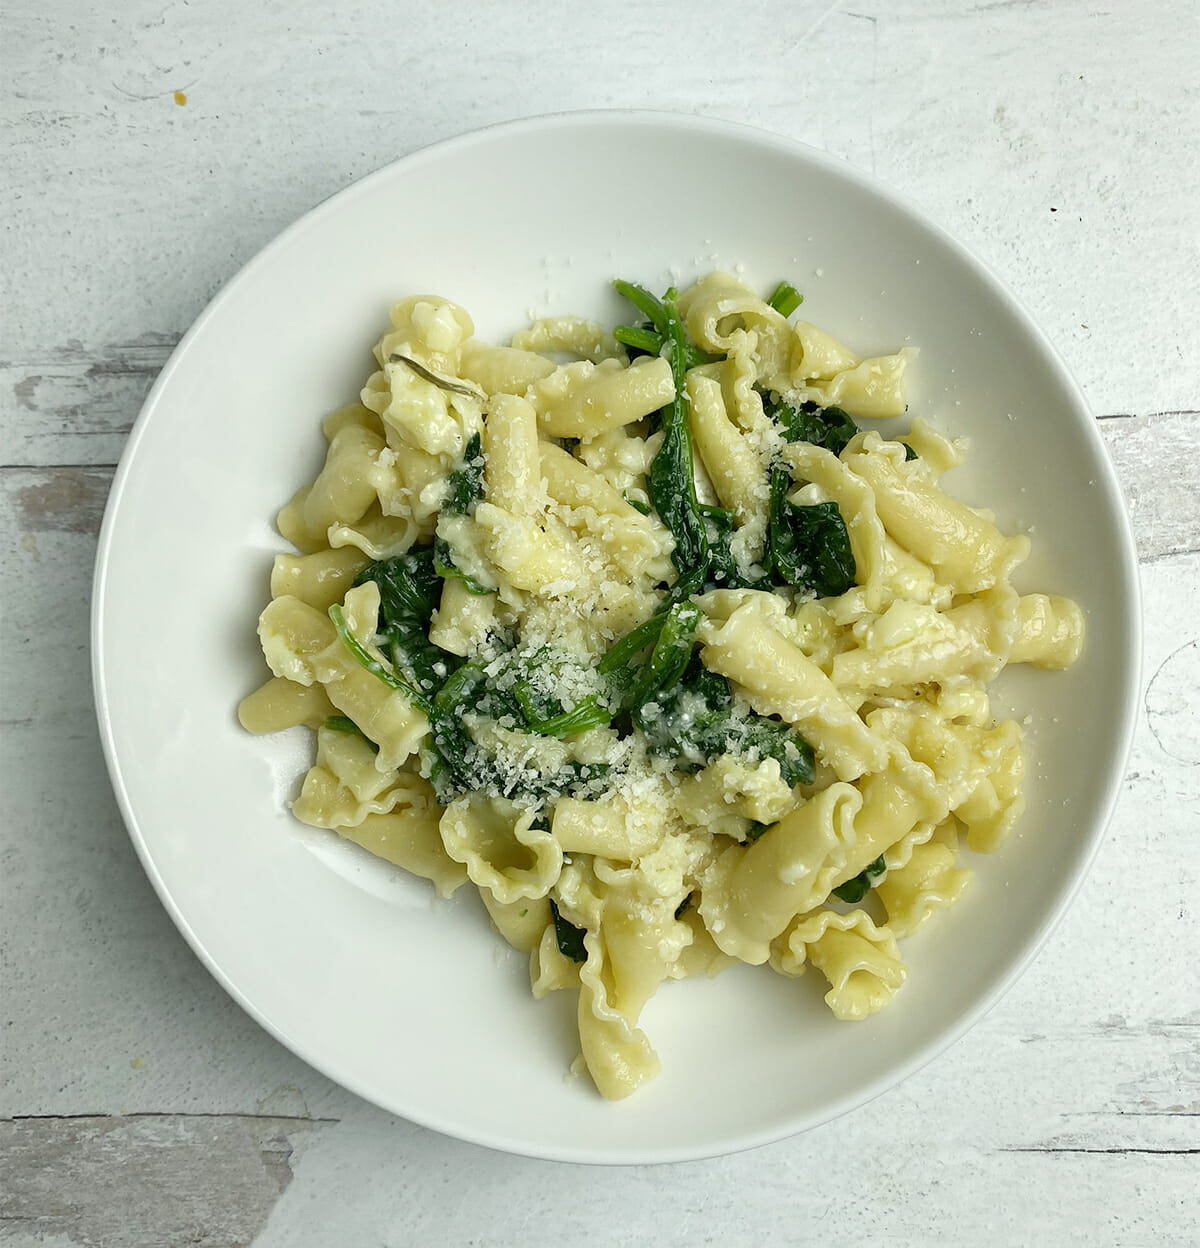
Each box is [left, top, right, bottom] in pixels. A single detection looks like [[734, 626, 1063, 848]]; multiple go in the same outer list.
[[771, 910, 907, 1020]]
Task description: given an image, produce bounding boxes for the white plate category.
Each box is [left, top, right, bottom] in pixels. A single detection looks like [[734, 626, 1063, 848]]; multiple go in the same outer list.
[[93, 112, 1140, 1163]]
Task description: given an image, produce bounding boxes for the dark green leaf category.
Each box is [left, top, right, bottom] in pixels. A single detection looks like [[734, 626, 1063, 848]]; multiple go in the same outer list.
[[698, 503, 762, 589], [443, 431, 485, 515], [598, 610, 671, 678], [512, 688, 611, 736], [831, 855, 887, 904], [356, 547, 440, 631], [728, 718, 816, 787], [633, 656, 814, 785], [549, 899, 588, 962], [423, 658, 613, 805], [761, 392, 859, 455], [767, 474, 857, 597], [614, 281, 710, 583], [624, 601, 701, 710], [354, 548, 462, 702], [427, 663, 485, 788]]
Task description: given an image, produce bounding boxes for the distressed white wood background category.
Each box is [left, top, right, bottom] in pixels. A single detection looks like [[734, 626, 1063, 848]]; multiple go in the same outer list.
[[2, 1, 1198, 1244]]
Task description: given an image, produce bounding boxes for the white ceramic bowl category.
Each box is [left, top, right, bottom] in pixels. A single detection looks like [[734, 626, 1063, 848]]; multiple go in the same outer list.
[[92, 112, 1140, 1163]]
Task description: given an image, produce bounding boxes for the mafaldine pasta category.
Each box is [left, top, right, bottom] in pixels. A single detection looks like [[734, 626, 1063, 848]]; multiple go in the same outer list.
[[239, 272, 1084, 1099]]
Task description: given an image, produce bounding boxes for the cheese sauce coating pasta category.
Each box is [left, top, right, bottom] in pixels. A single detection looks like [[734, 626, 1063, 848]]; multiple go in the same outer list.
[[240, 273, 1084, 1100]]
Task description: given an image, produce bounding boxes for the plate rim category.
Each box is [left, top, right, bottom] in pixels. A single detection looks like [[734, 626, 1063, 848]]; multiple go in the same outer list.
[[90, 108, 1143, 1164]]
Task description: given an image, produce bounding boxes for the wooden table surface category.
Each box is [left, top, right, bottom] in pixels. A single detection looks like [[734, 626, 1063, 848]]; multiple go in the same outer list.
[[2, 3, 1197, 1244]]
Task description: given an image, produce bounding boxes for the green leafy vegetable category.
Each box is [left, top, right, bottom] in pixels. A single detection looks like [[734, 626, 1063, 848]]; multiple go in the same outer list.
[[425, 663, 486, 798], [634, 657, 814, 786], [611, 306, 717, 371], [598, 609, 672, 679], [599, 600, 706, 722], [751, 392, 861, 595], [328, 602, 432, 710], [423, 660, 611, 804], [767, 280, 804, 317], [358, 546, 440, 628], [766, 483, 857, 597], [353, 548, 459, 705], [443, 431, 485, 515], [613, 280, 755, 594], [832, 855, 887, 903], [623, 601, 701, 710], [524, 699, 611, 737], [761, 392, 859, 455], [493, 645, 613, 736], [549, 899, 588, 963], [323, 714, 364, 736], [431, 432, 494, 593], [512, 686, 611, 737]]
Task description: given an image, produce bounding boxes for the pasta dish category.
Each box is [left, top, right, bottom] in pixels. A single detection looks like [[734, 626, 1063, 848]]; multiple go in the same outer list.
[[239, 272, 1084, 1099]]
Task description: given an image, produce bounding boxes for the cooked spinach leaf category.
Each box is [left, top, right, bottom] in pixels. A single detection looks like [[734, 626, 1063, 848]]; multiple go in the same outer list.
[[357, 546, 440, 628], [425, 663, 486, 798], [443, 431, 485, 515], [431, 432, 494, 593], [761, 391, 859, 455], [612, 322, 664, 357], [612, 280, 763, 594], [599, 600, 705, 720], [549, 899, 588, 962], [423, 659, 611, 804], [353, 548, 459, 706], [624, 601, 701, 711], [766, 482, 857, 598], [831, 854, 887, 903], [633, 656, 815, 786]]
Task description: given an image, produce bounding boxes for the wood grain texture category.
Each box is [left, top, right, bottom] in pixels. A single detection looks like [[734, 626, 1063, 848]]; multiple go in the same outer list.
[[3, 0, 1198, 1244], [0, 1115, 327, 1248], [0, 338, 175, 468]]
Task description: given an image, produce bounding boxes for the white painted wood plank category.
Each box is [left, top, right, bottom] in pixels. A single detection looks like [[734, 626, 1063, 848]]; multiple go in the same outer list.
[[0, 1114, 329, 1248], [253, 1126, 1197, 1248], [0, 340, 174, 468], [1101, 412, 1200, 562]]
